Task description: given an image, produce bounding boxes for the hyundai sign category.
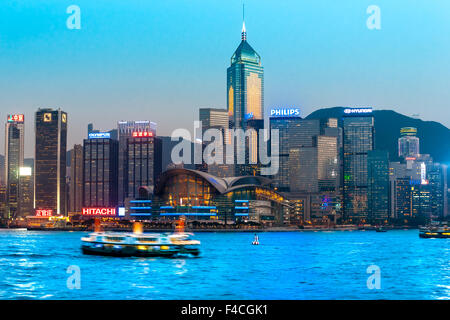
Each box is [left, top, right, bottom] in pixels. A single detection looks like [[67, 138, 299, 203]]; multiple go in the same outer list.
[[343, 108, 373, 114], [88, 132, 111, 139], [270, 108, 301, 118]]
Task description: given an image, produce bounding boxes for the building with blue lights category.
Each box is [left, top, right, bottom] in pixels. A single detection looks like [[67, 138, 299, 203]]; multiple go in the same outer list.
[[125, 169, 287, 225]]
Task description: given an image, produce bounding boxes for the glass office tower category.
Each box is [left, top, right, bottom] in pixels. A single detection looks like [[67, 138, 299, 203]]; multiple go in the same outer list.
[[398, 127, 420, 159], [269, 111, 302, 192], [83, 136, 119, 208], [18, 167, 33, 217], [35, 108, 68, 215], [69, 144, 83, 213], [5, 114, 25, 219], [367, 150, 389, 222], [125, 133, 162, 200], [227, 22, 264, 129], [118, 121, 156, 205], [343, 108, 374, 222]]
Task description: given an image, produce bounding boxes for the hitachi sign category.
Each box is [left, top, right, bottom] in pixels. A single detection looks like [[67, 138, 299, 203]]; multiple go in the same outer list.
[[82, 208, 117, 216], [270, 108, 300, 117]]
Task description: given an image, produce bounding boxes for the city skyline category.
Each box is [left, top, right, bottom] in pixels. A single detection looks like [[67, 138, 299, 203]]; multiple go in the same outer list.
[[1, 0, 450, 157]]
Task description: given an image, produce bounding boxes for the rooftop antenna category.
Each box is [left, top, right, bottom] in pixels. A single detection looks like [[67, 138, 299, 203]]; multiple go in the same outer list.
[[241, 3, 247, 41]]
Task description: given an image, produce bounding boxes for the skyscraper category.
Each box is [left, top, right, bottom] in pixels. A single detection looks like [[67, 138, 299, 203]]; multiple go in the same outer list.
[[118, 121, 157, 205], [83, 135, 119, 208], [5, 114, 25, 219], [35, 108, 68, 215], [367, 150, 389, 222], [398, 127, 420, 159], [227, 20, 264, 129], [269, 109, 302, 191], [125, 131, 162, 200], [343, 108, 374, 222], [18, 167, 33, 217], [69, 144, 83, 213], [198, 108, 233, 177]]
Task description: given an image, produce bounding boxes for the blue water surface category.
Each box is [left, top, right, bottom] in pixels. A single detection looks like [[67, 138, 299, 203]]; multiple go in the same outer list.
[[0, 230, 448, 300]]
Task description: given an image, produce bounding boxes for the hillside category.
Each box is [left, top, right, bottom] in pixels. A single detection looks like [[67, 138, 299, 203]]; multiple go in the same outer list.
[[306, 107, 450, 164]]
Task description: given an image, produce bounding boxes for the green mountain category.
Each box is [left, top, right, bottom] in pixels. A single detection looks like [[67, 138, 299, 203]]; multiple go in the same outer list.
[[306, 107, 450, 164]]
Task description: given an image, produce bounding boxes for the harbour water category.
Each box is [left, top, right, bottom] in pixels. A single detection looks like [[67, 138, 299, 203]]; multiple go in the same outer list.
[[0, 229, 448, 300]]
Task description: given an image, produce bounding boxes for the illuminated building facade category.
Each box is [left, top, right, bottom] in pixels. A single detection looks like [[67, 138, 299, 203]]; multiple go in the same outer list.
[[125, 132, 162, 200], [83, 136, 119, 208], [18, 167, 33, 217], [367, 150, 389, 222], [398, 127, 420, 159], [69, 144, 83, 213], [227, 22, 264, 129], [5, 114, 24, 219], [343, 108, 374, 222], [118, 120, 157, 205], [0, 186, 6, 219], [269, 108, 302, 192], [35, 108, 67, 215], [427, 163, 448, 218], [126, 169, 287, 225], [198, 108, 233, 177]]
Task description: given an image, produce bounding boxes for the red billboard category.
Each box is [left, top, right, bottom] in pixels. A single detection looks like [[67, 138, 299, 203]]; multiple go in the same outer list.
[[82, 208, 117, 216], [7, 114, 24, 123], [132, 131, 153, 138], [36, 209, 53, 217]]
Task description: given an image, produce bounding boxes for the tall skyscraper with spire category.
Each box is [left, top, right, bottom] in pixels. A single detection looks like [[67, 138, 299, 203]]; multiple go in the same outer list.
[[227, 17, 264, 129]]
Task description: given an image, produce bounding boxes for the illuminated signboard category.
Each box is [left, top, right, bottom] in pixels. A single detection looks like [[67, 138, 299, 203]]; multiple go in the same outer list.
[[19, 167, 32, 176], [270, 108, 301, 118], [62, 113, 67, 123], [132, 131, 153, 138], [343, 108, 373, 114], [82, 208, 117, 216], [400, 127, 417, 136], [7, 114, 24, 122], [36, 209, 53, 217], [43, 113, 52, 122], [118, 207, 126, 217], [88, 132, 111, 139], [245, 112, 254, 120]]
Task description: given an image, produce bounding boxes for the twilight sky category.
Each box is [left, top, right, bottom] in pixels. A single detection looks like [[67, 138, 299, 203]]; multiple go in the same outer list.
[[1, 0, 449, 157]]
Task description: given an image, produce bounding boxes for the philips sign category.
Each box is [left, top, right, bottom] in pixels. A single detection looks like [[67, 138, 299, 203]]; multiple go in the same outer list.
[[88, 132, 111, 139], [270, 108, 301, 118]]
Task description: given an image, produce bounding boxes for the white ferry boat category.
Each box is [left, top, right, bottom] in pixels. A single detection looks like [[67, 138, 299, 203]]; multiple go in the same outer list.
[[419, 224, 450, 239], [82, 218, 201, 257], [81, 231, 201, 257]]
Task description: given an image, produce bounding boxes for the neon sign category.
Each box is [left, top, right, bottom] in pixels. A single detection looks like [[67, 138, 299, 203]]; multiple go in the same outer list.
[[343, 108, 373, 114], [270, 108, 300, 118], [82, 208, 117, 216], [88, 132, 111, 139], [36, 209, 53, 217], [132, 131, 153, 138], [7, 114, 24, 122]]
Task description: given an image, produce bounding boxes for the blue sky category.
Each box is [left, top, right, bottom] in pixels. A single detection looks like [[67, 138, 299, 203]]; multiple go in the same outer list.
[[1, 0, 449, 157]]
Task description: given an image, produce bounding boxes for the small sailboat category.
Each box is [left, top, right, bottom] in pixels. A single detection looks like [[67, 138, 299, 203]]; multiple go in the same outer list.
[[252, 234, 259, 245]]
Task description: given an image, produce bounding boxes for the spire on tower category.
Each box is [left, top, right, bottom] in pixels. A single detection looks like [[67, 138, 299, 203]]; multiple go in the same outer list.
[[241, 3, 247, 41]]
